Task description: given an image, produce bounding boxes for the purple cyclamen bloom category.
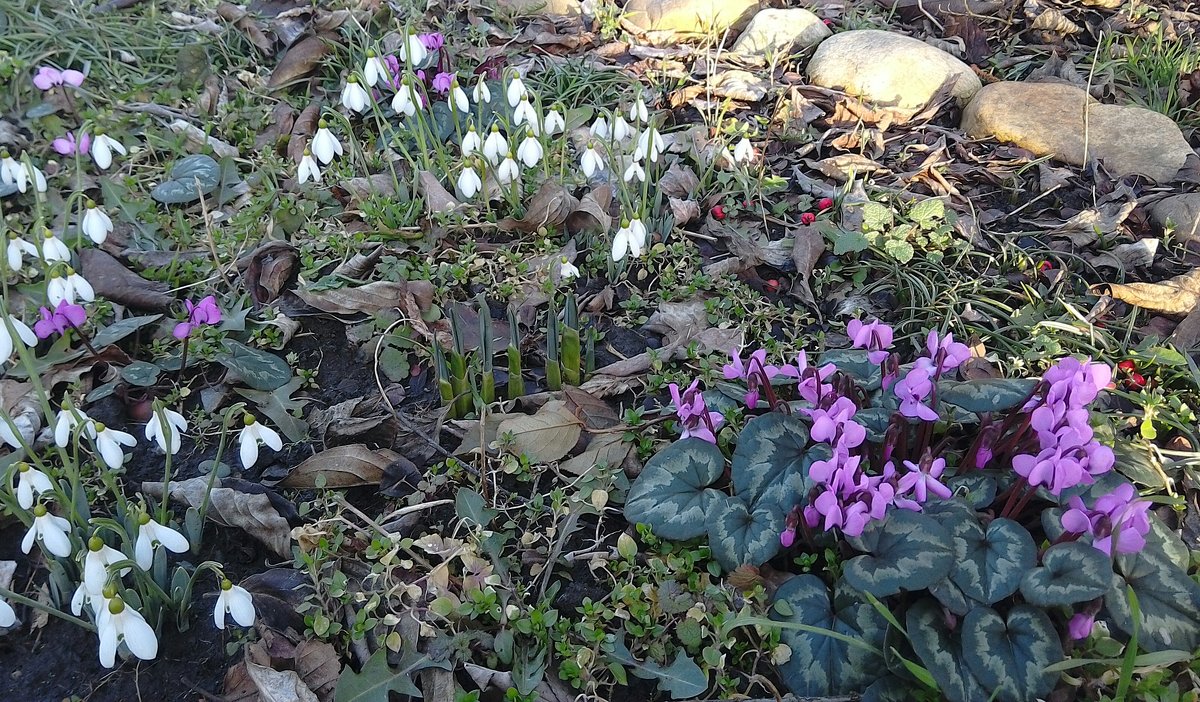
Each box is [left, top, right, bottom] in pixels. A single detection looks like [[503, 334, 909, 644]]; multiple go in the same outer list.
[[1061, 483, 1151, 556], [419, 32, 445, 52], [34, 300, 87, 339], [668, 380, 724, 444], [1012, 446, 1083, 496], [847, 318, 893, 365], [1068, 612, 1094, 640], [173, 295, 222, 340], [1041, 357, 1112, 409], [808, 397, 866, 449], [52, 131, 91, 156], [780, 527, 796, 548], [894, 367, 938, 422], [897, 457, 952, 504], [724, 349, 771, 408], [776, 351, 835, 405], [33, 66, 85, 90], [432, 72, 454, 94], [917, 330, 971, 376]]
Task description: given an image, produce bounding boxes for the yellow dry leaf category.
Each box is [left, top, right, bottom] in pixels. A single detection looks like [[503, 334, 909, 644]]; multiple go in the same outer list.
[[1093, 268, 1200, 315]]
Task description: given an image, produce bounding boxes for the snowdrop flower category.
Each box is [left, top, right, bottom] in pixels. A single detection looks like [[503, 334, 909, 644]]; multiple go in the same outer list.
[[14, 462, 53, 510], [0, 597, 14, 628], [90, 422, 136, 469], [297, 149, 321, 185], [613, 115, 632, 142], [628, 218, 648, 250], [483, 125, 508, 166], [589, 116, 610, 140], [457, 159, 483, 199], [6, 233, 38, 271], [362, 51, 388, 87], [341, 76, 370, 114], [623, 159, 645, 183], [517, 130, 543, 167], [1, 315, 36, 363], [544, 105, 565, 135], [580, 142, 604, 177], [54, 403, 90, 447], [71, 581, 107, 618], [239, 414, 282, 468], [82, 536, 129, 592], [398, 31, 428, 65], [506, 72, 527, 107], [134, 512, 189, 570], [473, 76, 491, 104], [90, 134, 126, 171], [732, 137, 754, 165], [81, 201, 113, 244], [98, 596, 158, 668], [145, 406, 187, 455], [513, 97, 539, 134], [0, 419, 21, 450], [461, 124, 481, 156], [311, 120, 342, 164], [635, 126, 664, 163], [214, 579, 256, 629], [40, 230, 71, 263], [612, 219, 645, 262], [558, 257, 580, 281], [0, 151, 21, 187], [22, 504, 72, 558], [497, 152, 520, 185], [450, 79, 469, 113], [391, 80, 419, 117], [629, 96, 648, 124]]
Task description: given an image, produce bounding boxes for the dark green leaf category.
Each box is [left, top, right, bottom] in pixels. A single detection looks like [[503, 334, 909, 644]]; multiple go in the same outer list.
[[843, 510, 954, 597], [1019, 541, 1111, 607], [937, 378, 1037, 415], [819, 348, 881, 390], [216, 339, 291, 390], [960, 605, 1063, 702], [456, 487, 497, 528], [151, 154, 221, 204], [707, 497, 784, 570], [334, 647, 449, 701], [607, 636, 707, 699], [946, 517, 1035, 606], [854, 407, 892, 441], [625, 439, 725, 541], [119, 361, 162, 387], [731, 413, 828, 511], [945, 474, 997, 509], [1106, 546, 1200, 652], [906, 598, 987, 702], [93, 314, 164, 348], [234, 377, 309, 443]]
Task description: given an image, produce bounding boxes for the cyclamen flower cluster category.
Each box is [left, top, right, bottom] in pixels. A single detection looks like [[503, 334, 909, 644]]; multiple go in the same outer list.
[[892, 330, 971, 422], [667, 380, 724, 444], [1061, 482, 1151, 556]]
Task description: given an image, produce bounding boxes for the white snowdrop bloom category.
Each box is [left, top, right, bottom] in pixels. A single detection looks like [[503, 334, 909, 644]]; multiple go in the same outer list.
[[238, 415, 282, 469], [457, 161, 483, 199], [214, 579, 256, 629], [629, 97, 648, 124], [311, 121, 342, 165], [67, 269, 95, 303], [612, 115, 632, 142], [391, 81, 419, 117], [97, 597, 158, 668], [513, 98, 538, 131], [473, 76, 491, 104], [623, 159, 645, 183], [733, 137, 754, 164], [0, 152, 20, 187], [461, 124, 481, 156], [543, 107, 565, 135], [450, 80, 469, 114], [398, 32, 427, 65], [14, 462, 54, 510], [516, 132, 543, 167], [558, 257, 579, 281], [497, 153, 520, 185], [0, 597, 14, 628], [82, 536, 130, 593], [0, 419, 21, 450], [341, 76, 371, 114], [6, 234, 38, 272], [54, 404, 91, 448], [628, 217, 649, 248], [635, 126, 665, 163], [0, 315, 36, 364], [27, 164, 48, 193], [22, 504, 72, 558], [589, 116, 609, 140], [144, 406, 187, 455], [612, 218, 646, 262], [482, 126, 508, 166], [297, 149, 321, 185], [47, 273, 77, 306], [580, 142, 604, 178], [362, 52, 388, 87], [91, 422, 136, 470], [506, 73, 527, 107], [90, 135, 126, 171], [134, 513, 189, 570], [71, 581, 107, 618], [40, 230, 70, 263], [81, 202, 113, 244]]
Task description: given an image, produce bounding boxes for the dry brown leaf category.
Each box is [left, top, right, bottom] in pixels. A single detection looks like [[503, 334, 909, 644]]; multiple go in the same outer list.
[[1051, 201, 1136, 246], [1169, 304, 1200, 348], [708, 70, 770, 102], [287, 101, 320, 163], [790, 224, 825, 309], [78, 249, 174, 311], [642, 300, 709, 345], [279, 444, 399, 488], [562, 386, 621, 430], [499, 181, 579, 232], [1088, 239, 1159, 270], [268, 34, 333, 89], [559, 433, 632, 476], [1025, 0, 1083, 34], [566, 185, 613, 234], [668, 197, 700, 225], [804, 155, 889, 182], [168, 119, 240, 159], [659, 163, 699, 199], [418, 171, 460, 213], [296, 280, 435, 315], [495, 400, 583, 463], [142, 477, 293, 557], [581, 326, 743, 397], [1093, 267, 1200, 316], [244, 240, 300, 305], [339, 174, 397, 199], [246, 662, 320, 702]]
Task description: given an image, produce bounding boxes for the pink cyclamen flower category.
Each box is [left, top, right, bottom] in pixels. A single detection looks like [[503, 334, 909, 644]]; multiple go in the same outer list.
[[779, 527, 795, 548], [807, 397, 866, 449], [897, 456, 952, 504], [34, 300, 87, 339], [847, 318, 894, 365], [775, 350, 835, 405], [894, 367, 938, 422], [432, 72, 454, 94], [1068, 612, 1095, 641], [33, 66, 85, 91], [723, 348, 773, 407], [172, 295, 222, 339], [419, 33, 445, 52], [668, 380, 724, 444], [1061, 483, 1151, 556], [917, 330, 971, 376], [52, 131, 91, 156]]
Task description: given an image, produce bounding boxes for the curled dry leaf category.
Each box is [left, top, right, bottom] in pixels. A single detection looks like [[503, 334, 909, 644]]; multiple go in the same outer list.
[[1092, 267, 1200, 316], [790, 223, 826, 309], [560, 433, 632, 476], [499, 180, 579, 232], [1089, 239, 1159, 270], [142, 476, 293, 557], [804, 155, 889, 182], [246, 663, 320, 702], [243, 240, 300, 305], [296, 280, 435, 316], [1025, 0, 1083, 34], [669, 197, 700, 225], [268, 34, 333, 89], [566, 184, 613, 234], [562, 386, 621, 430], [287, 101, 320, 163], [707, 70, 770, 102], [495, 400, 583, 464], [1051, 201, 1136, 246], [78, 249, 174, 311], [257, 101, 297, 152], [418, 171, 460, 214], [167, 119, 240, 159], [279, 444, 400, 488], [642, 299, 709, 345], [659, 163, 699, 199], [331, 245, 384, 279], [339, 174, 398, 199], [216, 2, 275, 55]]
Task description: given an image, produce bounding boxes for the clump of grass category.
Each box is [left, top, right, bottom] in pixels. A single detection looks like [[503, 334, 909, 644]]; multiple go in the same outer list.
[[1105, 28, 1200, 133], [526, 56, 633, 112]]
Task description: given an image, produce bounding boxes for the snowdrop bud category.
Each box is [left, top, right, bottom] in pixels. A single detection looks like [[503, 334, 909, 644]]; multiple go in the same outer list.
[[450, 80, 469, 113], [580, 142, 604, 178], [457, 160, 483, 199], [341, 75, 370, 114], [483, 125, 508, 166], [506, 73, 526, 107], [543, 105, 565, 135], [81, 200, 113, 244], [41, 229, 71, 263], [629, 97, 648, 124], [733, 137, 754, 165], [473, 76, 491, 104], [516, 130, 543, 167], [461, 124, 481, 156], [589, 116, 609, 140], [613, 115, 631, 142], [498, 152, 520, 185], [91, 134, 126, 171]]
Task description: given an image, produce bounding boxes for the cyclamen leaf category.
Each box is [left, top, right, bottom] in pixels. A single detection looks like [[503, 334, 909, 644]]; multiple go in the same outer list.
[[150, 154, 221, 204], [937, 378, 1038, 415], [819, 348, 881, 390], [707, 497, 784, 570], [843, 510, 954, 598], [731, 413, 827, 512], [1019, 541, 1111, 607], [946, 517, 1036, 606], [624, 439, 725, 541], [1106, 546, 1200, 652], [960, 605, 1063, 702], [905, 598, 987, 702], [217, 339, 291, 391]]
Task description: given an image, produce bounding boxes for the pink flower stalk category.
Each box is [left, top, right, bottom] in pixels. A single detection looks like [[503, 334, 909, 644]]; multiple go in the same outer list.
[[173, 295, 222, 339], [34, 300, 87, 339], [847, 318, 893, 365], [52, 131, 90, 156], [668, 380, 724, 444], [33, 66, 85, 91], [1061, 483, 1151, 556]]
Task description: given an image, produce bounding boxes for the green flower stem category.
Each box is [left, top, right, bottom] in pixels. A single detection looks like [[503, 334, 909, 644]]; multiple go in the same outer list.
[[0, 585, 95, 632]]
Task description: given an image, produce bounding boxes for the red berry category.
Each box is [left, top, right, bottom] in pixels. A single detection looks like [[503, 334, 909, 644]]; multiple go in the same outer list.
[[818, 197, 834, 210], [742, 200, 750, 207], [711, 205, 726, 221], [800, 212, 816, 225], [1117, 360, 1137, 373], [1038, 261, 1053, 272], [764, 279, 780, 292], [1127, 372, 1147, 390]]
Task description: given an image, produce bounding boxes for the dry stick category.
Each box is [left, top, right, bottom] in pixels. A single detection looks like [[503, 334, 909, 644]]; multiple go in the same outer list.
[[195, 177, 235, 288], [1083, 31, 1103, 207]]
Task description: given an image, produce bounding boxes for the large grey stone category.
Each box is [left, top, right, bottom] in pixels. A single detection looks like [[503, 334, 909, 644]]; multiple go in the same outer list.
[[1150, 194, 1200, 241], [962, 81, 1194, 182], [622, 0, 759, 34], [807, 30, 982, 115], [731, 8, 831, 57]]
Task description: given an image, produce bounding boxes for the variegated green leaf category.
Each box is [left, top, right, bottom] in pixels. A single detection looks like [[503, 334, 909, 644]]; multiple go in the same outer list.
[[707, 497, 783, 570], [906, 598, 987, 702], [947, 517, 1035, 606], [1106, 546, 1200, 652], [843, 510, 954, 597], [945, 474, 997, 509], [771, 575, 887, 696], [960, 605, 1063, 702], [1019, 541, 1110, 607], [731, 414, 828, 511], [819, 348, 881, 390], [937, 378, 1037, 415], [624, 439, 725, 541]]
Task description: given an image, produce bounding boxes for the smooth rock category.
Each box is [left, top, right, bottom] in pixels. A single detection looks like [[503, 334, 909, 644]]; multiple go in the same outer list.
[[807, 30, 982, 114], [497, 0, 581, 15], [731, 8, 831, 57], [963, 81, 1194, 182], [1150, 194, 1200, 241], [623, 0, 759, 34]]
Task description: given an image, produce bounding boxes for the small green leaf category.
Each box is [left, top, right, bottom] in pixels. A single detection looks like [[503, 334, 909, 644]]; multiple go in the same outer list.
[[937, 378, 1037, 415], [843, 510, 955, 598], [216, 339, 291, 390], [624, 439, 725, 541], [1019, 541, 1111, 607], [607, 636, 707, 699], [908, 198, 945, 227], [829, 227, 870, 255], [960, 605, 1063, 702], [860, 201, 893, 231], [120, 361, 162, 387], [456, 487, 497, 528], [93, 314, 164, 348], [882, 238, 914, 263], [151, 154, 221, 204]]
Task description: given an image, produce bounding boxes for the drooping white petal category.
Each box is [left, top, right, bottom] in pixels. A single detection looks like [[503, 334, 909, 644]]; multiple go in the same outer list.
[[517, 137, 543, 168], [239, 427, 260, 468], [483, 130, 508, 166], [589, 117, 609, 140], [543, 110, 564, 135], [451, 86, 469, 114], [498, 157, 519, 185], [311, 128, 342, 165], [0, 598, 12, 627], [506, 76, 526, 107], [298, 154, 321, 184], [398, 33, 427, 65], [363, 55, 388, 87], [341, 81, 370, 113], [70, 273, 95, 302], [457, 166, 482, 199], [461, 128, 481, 156], [82, 207, 113, 244]]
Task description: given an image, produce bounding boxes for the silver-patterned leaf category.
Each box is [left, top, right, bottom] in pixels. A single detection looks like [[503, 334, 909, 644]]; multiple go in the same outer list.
[[960, 605, 1063, 702], [945, 474, 997, 509], [707, 497, 784, 570], [905, 598, 987, 702], [843, 510, 954, 597], [624, 439, 725, 541], [731, 413, 826, 511], [947, 517, 1035, 606], [1106, 545, 1200, 652], [818, 348, 881, 390], [937, 378, 1037, 415], [1019, 541, 1110, 607]]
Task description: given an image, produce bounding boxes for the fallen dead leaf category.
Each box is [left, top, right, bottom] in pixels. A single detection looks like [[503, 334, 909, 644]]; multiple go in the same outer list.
[[279, 444, 399, 488], [804, 155, 889, 182], [1093, 267, 1200, 316], [668, 197, 700, 225], [243, 240, 300, 305], [708, 70, 770, 102], [790, 224, 825, 309], [499, 180, 579, 232], [287, 101, 320, 163], [562, 386, 620, 430], [659, 163, 699, 199], [79, 249, 174, 311], [246, 662, 320, 702], [168, 119, 240, 159], [495, 400, 583, 463], [296, 280, 435, 316], [143, 476, 294, 557], [418, 171, 460, 213], [560, 433, 631, 476], [1049, 201, 1136, 246], [268, 34, 333, 89], [1088, 239, 1159, 270], [565, 185, 613, 234]]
